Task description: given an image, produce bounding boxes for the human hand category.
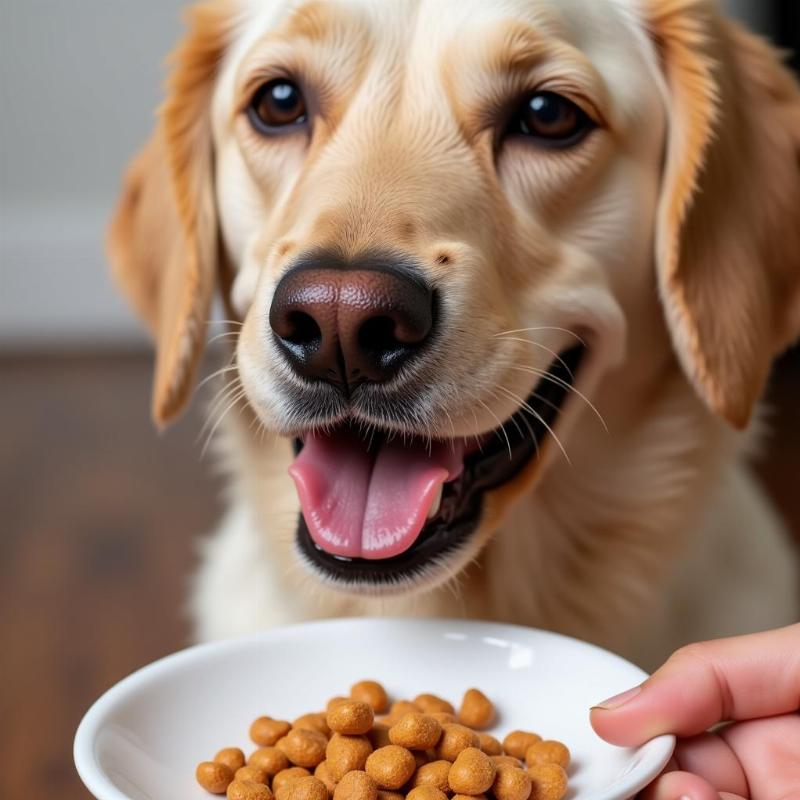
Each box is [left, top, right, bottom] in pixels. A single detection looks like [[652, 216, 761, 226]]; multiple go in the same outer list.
[[590, 624, 800, 799]]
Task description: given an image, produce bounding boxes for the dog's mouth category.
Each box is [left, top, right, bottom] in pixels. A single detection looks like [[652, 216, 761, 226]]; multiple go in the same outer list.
[[292, 344, 585, 586]]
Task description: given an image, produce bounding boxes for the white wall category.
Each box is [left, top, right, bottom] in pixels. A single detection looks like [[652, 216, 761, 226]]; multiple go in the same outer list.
[[0, 0, 773, 348]]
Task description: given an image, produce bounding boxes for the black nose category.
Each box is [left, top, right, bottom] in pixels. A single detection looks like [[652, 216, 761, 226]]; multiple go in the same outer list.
[[269, 254, 435, 391]]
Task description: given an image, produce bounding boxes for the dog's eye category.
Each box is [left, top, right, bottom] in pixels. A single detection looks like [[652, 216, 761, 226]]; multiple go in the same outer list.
[[248, 80, 307, 133], [507, 91, 594, 147]]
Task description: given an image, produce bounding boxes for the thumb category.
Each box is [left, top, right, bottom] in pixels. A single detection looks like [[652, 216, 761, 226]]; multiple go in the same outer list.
[[589, 624, 800, 746]]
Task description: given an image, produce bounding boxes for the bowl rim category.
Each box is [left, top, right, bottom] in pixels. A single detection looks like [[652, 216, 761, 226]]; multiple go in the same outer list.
[[74, 617, 675, 800]]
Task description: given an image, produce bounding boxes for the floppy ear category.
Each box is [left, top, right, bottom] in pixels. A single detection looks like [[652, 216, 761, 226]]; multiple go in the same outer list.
[[649, 0, 800, 428], [108, 3, 232, 427]]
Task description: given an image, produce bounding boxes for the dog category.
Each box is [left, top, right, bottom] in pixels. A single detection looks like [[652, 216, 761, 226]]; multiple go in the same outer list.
[[109, 0, 800, 668]]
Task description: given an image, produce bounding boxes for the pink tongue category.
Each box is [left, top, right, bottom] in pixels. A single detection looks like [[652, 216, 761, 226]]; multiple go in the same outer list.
[[289, 431, 464, 559]]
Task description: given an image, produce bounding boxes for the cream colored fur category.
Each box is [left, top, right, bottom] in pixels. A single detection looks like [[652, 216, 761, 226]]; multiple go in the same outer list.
[[109, 0, 800, 670]]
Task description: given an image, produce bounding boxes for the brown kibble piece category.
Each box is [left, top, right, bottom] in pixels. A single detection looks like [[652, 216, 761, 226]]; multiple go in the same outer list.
[[250, 747, 290, 776], [527, 764, 568, 800], [326, 734, 374, 781], [387, 700, 419, 723], [447, 748, 496, 795], [502, 732, 541, 761], [411, 760, 451, 794], [198, 761, 235, 794], [365, 745, 416, 790], [333, 770, 378, 800], [228, 780, 274, 800], [278, 776, 329, 800], [453, 795, 486, 800], [328, 697, 350, 713], [389, 713, 442, 750], [235, 766, 270, 784], [252, 718, 293, 747], [477, 734, 502, 757], [429, 712, 456, 725], [377, 792, 404, 800], [524, 741, 569, 770], [216, 748, 247, 773], [458, 690, 495, 731], [328, 701, 375, 735], [314, 761, 338, 796], [413, 695, 455, 716], [406, 787, 448, 800], [273, 767, 313, 793], [435, 725, 480, 762], [368, 723, 392, 750], [350, 681, 390, 713], [281, 729, 329, 768], [492, 765, 532, 800], [492, 756, 522, 768], [294, 714, 331, 738]]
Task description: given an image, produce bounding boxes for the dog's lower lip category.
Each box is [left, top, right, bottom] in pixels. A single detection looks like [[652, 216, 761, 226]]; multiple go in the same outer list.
[[294, 344, 586, 585]]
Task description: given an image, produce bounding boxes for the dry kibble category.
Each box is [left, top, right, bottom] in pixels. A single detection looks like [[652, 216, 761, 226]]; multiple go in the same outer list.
[[447, 748, 496, 795], [413, 695, 455, 716], [328, 701, 375, 735], [429, 712, 457, 726], [527, 764, 568, 800], [524, 741, 570, 770], [281, 729, 329, 768], [458, 690, 495, 731], [278, 776, 329, 800], [406, 787, 448, 800], [492, 756, 522, 768], [314, 761, 338, 796], [294, 714, 332, 738], [328, 697, 350, 713], [365, 745, 417, 790], [273, 767, 313, 793], [216, 748, 247, 773], [477, 734, 502, 757], [252, 718, 293, 747], [435, 725, 480, 762], [502, 732, 542, 761], [197, 761, 235, 794], [411, 760, 451, 794], [388, 700, 420, 723], [491, 765, 532, 800], [228, 780, 274, 800], [453, 795, 486, 800], [249, 747, 290, 776], [377, 792, 404, 800], [350, 681, 390, 713], [236, 766, 270, 784], [333, 770, 378, 800], [326, 734, 374, 781], [368, 723, 392, 749], [389, 713, 442, 750]]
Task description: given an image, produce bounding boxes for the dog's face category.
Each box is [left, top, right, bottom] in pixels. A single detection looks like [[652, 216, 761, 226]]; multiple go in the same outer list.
[[110, 0, 800, 594]]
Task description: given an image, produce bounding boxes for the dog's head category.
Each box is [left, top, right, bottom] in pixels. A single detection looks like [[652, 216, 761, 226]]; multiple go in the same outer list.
[[110, 0, 800, 594]]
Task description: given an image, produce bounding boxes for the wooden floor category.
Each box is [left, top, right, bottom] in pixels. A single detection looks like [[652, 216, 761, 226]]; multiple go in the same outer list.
[[2, 352, 799, 800]]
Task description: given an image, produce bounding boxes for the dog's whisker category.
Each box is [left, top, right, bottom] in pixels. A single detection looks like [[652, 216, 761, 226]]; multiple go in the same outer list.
[[476, 396, 513, 461], [495, 384, 571, 466], [205, 319, 244, 327], [494, 336, 575, 379], [509, 364, 608, 432], [199, 378, 243, 441], [206, 330, 242, 346], [493, 326, 586, 347], [201, 387, 248, 459], [195, 364, 239, 393]]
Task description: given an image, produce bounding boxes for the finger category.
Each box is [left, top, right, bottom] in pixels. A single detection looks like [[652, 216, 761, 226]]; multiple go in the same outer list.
[[639, 770, 719, 800], [672, 733, 748, 796], [720, 713, 800, 800], [590, 623, 800, 745]]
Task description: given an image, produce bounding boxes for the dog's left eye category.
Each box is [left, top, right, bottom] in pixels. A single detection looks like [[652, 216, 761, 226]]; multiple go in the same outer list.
[[506, 91, 594, 147], [247, 79, 307, 133]]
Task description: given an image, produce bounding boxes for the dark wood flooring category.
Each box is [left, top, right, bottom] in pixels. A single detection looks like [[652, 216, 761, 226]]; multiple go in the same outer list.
[[2, 352, 798, 800]]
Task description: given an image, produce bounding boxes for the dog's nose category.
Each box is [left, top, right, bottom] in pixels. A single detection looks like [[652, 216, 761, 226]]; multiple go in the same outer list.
[[269, 259, 435, 390]]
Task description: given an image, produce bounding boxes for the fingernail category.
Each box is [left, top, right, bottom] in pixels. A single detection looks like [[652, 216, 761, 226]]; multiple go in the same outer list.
[[591, 685, 642, 711]]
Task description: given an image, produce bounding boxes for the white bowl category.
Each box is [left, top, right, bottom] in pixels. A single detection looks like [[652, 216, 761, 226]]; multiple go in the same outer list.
[[75, 618, 673, 800]]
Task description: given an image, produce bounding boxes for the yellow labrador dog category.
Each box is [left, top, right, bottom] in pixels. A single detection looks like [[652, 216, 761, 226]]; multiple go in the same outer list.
[[110, 0, 800, 666]]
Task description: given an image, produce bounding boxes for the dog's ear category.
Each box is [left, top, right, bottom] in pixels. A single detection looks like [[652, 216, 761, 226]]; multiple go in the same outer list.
[[649, 1, 800, 428], [108, 3, 232, 427]]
